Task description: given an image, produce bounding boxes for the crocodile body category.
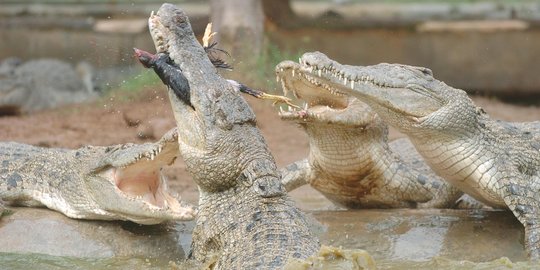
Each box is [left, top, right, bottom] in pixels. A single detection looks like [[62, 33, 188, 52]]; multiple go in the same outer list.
[[0, 128, 195, 225], [275, 61, 479, 209], [287, 51, 540, 259], [0, 58, 97, 115], [144, 4, 319, 268]]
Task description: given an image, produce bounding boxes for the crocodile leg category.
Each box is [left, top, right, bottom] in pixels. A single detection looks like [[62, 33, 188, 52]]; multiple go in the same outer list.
[[280, 159, 311, 191], [504, 178, 540, 259]]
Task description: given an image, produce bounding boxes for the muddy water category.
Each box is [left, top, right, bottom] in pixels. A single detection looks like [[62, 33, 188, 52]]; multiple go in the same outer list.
[[1, 208, 538, 269]]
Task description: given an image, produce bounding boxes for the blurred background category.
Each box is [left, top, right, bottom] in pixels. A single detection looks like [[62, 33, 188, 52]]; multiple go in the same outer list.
[[1, 1, 540, 268], [2, 0, 540, 99]]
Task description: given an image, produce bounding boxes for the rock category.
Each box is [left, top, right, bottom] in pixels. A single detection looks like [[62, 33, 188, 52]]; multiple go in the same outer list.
[[0, 207, 192, 261]]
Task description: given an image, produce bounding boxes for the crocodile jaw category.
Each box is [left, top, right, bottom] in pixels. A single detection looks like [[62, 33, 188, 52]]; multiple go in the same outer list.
[[288, 52, 450, 130], [275, 60, 378, 128], [89, 129, 195, 224]]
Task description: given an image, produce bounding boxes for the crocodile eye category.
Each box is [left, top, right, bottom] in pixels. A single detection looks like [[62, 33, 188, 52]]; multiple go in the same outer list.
[[421, 68, 433, 76]]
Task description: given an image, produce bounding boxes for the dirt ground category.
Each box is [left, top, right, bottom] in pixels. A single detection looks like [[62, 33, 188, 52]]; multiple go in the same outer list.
[[1, 86, 539, 209]]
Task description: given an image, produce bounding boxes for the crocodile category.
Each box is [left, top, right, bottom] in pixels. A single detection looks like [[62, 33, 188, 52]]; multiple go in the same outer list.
[[275, 60, 480, 209], [0, 128, 195, 225], [0, 57, 97, 115], [142, 4, 319, 268], [284, 51, 540, 259]]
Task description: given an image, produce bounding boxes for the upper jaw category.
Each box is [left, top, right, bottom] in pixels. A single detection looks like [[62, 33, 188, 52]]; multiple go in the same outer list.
[[288, 52, 444, 120], [149, 11, 169, 54], [275, 61, 376, 127], [275, 61, 348, 119], [90, 129, 196, 223]]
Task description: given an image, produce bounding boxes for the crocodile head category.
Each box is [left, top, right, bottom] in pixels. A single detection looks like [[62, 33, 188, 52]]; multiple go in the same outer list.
[[289, 51, 478, 135], [275, 60, 382, 130], [147, 4, 282, 196], [89, 128, 195, 224]]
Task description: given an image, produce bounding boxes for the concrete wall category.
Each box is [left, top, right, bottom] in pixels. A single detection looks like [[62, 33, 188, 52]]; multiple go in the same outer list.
[[1, 1, 540, 96], [269, 25, 540, 96]]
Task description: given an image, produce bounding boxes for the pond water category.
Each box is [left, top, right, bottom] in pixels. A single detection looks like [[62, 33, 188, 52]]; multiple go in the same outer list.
[[1, 208, 538, 269]]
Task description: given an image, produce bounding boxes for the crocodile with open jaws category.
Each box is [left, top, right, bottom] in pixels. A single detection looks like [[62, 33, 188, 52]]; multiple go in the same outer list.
[[285, 51, 540, 259], [0, 128, 195, 225], [275, 60, 481, 209], [142, 3, 319, 269]]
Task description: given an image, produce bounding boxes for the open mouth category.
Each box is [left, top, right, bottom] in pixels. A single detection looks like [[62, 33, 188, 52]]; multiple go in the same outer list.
[[111, 154, 174, 208], [275, 61, 351, 123], [97, 133, 185, 213], [277, 55, 434, 121]]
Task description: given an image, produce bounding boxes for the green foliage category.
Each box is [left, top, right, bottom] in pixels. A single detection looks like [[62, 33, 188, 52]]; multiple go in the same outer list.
[[0, 208, 13, 218], [117, 69, 161, 93], [239, 41, 302, 94], [103, 69, 162, 102]]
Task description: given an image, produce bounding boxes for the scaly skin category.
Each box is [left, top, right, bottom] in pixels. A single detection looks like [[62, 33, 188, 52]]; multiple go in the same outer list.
[[0, 58, 97, 114], [145, 4, 319, 269], [0, 128, 195, 225], [275, 60, 479, 209], [287, 51, 540, 259]]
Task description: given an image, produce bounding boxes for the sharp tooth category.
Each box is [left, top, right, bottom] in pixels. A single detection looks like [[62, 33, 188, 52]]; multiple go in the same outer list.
[[298, 57, 301, 64], [151, 10, 154, 16], [279, 106, 284, 113], [303, 102, 308, 110], [344, 77, 348, 85], [318, 69, 322, 77], [351, 80, 355, 88], [292, 69, 295, 77], [276, 75, 280, 82], [287, 105, 293, 112]]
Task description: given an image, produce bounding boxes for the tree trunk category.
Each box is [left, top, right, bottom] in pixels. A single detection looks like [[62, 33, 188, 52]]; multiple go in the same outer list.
[[262, 0, 298, 27], [210, 0, 264, 64]]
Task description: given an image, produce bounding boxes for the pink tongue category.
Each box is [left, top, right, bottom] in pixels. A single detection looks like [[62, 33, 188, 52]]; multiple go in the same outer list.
[[115, 169, 158, 197]]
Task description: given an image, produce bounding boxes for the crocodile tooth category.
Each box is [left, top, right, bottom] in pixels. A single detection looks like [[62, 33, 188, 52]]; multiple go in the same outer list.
[[351, 80, 355, 88], [279, 106, 284, 113], [281, 81, 287, 96], [276, 75, 280, 82], [298, 57, 302, 64], [343, 77, 348, 85], [293, 90, 299, 99], [303, 102, 308, 110], [318, 69, 322, 77], [150, 10, 154, 16], [287, 105, 293, 112], [292, 69, 295, 77]]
